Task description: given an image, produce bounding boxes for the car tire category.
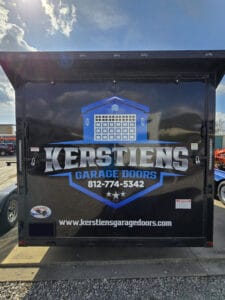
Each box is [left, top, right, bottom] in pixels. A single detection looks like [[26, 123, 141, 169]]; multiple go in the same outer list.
[[0, 193, 18, 231], [217, 181, 225, 206], [0, 150, 6, 156]]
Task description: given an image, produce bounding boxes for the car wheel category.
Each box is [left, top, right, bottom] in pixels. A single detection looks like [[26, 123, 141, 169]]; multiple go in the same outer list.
[[0, 193, 18, 231], [0, 150, 6, 156], [217, 181, 225, 205]]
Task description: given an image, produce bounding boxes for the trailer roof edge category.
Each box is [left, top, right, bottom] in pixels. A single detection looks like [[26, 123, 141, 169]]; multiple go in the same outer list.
[[1, 50, 225, 88]]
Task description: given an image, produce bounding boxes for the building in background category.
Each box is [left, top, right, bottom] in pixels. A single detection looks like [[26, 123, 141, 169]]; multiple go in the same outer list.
[[215, 133, 225, 149], [0, 124, 16, 143]]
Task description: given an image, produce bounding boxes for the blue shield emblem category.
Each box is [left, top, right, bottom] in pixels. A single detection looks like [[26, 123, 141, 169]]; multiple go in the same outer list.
[[47, 96, 183, 208]]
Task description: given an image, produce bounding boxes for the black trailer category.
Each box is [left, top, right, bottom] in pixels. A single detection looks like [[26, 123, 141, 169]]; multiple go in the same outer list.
[[1, 51, 225, 247]]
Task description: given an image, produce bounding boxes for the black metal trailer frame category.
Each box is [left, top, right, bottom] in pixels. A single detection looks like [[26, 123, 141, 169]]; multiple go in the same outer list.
[[1, 50, 225, 247]]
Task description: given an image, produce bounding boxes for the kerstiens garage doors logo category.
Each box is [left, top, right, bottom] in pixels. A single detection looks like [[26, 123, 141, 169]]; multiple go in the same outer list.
[[44, 96, 188, 208]]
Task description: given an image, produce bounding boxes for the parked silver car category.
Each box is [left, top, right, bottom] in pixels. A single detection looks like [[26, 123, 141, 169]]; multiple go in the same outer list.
[[0, 184, 18, 231]]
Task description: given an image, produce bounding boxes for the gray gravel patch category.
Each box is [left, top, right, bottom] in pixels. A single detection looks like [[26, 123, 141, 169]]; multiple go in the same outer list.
[[1, 276, 225, 300]]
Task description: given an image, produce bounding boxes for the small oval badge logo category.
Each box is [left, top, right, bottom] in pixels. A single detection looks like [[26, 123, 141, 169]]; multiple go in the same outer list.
[[30, 206, 52, 219]]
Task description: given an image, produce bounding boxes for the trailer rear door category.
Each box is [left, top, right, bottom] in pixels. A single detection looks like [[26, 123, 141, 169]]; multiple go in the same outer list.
[[1, 51, 224, 246]]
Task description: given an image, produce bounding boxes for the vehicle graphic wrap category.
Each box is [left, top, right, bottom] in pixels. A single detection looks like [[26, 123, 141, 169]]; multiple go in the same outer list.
[[42, 96, 189, 208]]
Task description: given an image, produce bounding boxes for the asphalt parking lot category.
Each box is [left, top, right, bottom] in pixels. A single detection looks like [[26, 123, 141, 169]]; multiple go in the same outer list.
[[0, 155, 16, 190]]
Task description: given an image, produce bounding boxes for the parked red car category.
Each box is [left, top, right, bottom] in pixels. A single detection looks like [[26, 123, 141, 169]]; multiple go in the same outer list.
[[215, 149, 225, 169]]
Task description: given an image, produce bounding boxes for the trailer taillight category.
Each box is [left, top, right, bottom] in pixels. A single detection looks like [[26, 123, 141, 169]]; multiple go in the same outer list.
[[19, 240, 27, 246], [206, 241, 213, 247]]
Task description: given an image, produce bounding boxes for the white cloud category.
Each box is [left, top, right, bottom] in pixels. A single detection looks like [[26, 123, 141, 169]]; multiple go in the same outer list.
[[0, 0, 36, 51], [0, 0, 9, 40], [41, 0, 76, 37], [217, 82, 225, 96], [0, 0, 8, 35], [0, 101, 15, 124], [0, 1, 37, 123], [0, 67, 15, 124], [0, 67, 14, 102], [0, 82, 14, 104], [79, 0, 129, 30], [216, 112, 225, 134], [0, 23, 36, 51], [216, 112, 225, 119]]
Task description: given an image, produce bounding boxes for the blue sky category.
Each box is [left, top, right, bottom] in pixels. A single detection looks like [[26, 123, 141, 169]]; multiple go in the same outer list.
[[1, 0, 225, 123]]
